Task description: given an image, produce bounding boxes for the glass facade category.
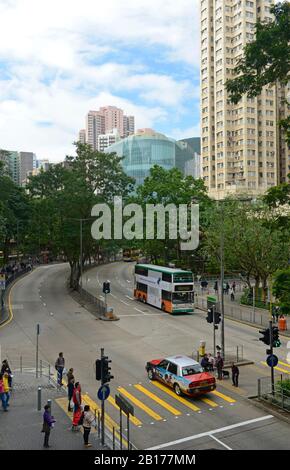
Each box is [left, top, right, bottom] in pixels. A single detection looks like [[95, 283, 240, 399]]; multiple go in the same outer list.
[[105, 130, 198, 186]]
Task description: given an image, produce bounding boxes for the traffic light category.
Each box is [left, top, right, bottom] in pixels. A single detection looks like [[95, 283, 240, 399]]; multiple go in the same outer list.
[[259, 328, 270, 345], [103, 281, 110, 294], [102, 356, 114, 384], [206, 308, 213, 323], [272, 327, 281, 348], [214, 311, 221, 324], [95, 359, 102, 380]]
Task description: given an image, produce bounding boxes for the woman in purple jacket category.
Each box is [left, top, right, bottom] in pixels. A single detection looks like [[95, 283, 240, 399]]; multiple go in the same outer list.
[[42, 405, 56, 448]]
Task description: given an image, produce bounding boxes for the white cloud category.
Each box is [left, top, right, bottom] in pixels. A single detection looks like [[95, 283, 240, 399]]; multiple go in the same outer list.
[[0, 0, 200, 161]]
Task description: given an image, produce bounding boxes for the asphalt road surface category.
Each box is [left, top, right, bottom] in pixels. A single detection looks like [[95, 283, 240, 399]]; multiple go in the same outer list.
[[1, 262, 290, 450]]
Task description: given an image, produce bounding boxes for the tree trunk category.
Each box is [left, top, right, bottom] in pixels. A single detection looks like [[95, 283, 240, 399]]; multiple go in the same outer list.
[[69, 260, 81, 290]]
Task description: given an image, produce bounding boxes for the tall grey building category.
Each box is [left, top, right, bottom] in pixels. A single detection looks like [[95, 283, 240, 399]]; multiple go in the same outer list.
[[19, 152, 35, 186]]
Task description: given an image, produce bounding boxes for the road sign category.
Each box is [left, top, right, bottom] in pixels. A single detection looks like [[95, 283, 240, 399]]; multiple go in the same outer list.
[[0, 274, 6, 291], [98, 384, 110, 401], [115, 393, 134, 416], [266, 354, 278, 368]]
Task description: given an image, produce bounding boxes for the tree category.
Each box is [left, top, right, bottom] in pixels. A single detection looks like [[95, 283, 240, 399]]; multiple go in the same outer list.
[[26, 144, 134, 288], [273, 268, 290, 315], [226, 2, 290, 143], [134, 166, 211, 269]]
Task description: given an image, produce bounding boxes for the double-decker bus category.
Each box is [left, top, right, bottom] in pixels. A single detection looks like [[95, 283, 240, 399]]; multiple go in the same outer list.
[[134, 264, 194, 314]]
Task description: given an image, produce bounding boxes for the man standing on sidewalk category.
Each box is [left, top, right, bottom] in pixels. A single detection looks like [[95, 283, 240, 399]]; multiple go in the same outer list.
[[215, 352, 224, 380], [231, 363, 239, 387], [55, 352, 65, 387]]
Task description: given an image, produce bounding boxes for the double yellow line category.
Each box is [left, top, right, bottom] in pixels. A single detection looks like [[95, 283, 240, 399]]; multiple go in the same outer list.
[[0, 282, 15, 330]]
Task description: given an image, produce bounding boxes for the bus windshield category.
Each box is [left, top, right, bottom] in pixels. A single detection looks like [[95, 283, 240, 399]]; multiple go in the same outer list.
[[172, 292, 193, 304]]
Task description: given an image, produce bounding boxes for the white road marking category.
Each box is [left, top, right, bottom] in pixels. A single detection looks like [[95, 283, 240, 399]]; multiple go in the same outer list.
[[110, 294, 117, 299], [120, 300, 130, 306], [127, 280, 131, 283], [146, 415, 274, 450], [43, 303, 46, 307], [134, 307, 146, 314], [210, 434, 232, 451], [126, 295, 134, 300]]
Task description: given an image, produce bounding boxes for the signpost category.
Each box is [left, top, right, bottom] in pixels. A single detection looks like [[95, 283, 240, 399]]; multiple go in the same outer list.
[[97, 384, 110, 401], [36, 323, 40, 378], [115, 393, 134, 450], [266, 354, 278, 368]]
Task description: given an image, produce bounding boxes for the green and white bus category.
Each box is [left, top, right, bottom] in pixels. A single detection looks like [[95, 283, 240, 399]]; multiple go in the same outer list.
[[134, 264, 194, 314]]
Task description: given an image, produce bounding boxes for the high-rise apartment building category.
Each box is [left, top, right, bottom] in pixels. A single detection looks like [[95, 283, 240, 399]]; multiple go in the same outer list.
[[200, 0, 289, 199], [98, 128, 120, 152], [81, 106, 135, 150], [19, 151, 35, 186]]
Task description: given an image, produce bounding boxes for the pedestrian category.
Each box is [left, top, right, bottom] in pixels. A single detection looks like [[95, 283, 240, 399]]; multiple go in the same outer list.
[[208, 353, 215, 372], [3, 370, 10, 408], [215, 352, 224, 380], [226, 282, 230, 295], [42, 405, 56, 448], [82, 405, 95, 448], [55, 352, 65, 387], [1, 360, 12, 388], [67, 368, 75, 412], [201, 354, 209, 372], [231, 363, 239, 387], [223, 282, 227, 294], [214, 281, 218, 295], [230, 287, 235, 301], [72, 382, 82, 431], [232, 281, 236, 293], [0, 374, 8, 411]]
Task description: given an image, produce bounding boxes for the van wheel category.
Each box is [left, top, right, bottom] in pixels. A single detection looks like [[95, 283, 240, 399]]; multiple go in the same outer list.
[[174, 384, 182, 396], [148, 369, 155, 380]]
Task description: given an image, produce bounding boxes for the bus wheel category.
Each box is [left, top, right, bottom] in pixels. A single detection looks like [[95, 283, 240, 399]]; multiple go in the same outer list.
[[174, 384, 182, 396], [148, 368, 155, 380]]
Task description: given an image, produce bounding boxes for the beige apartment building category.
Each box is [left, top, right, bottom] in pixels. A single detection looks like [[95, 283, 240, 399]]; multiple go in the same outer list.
[[200, 0, 290, 199]]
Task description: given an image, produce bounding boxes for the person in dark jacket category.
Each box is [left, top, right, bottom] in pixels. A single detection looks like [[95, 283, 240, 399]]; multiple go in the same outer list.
[[201, 354, 209, 372], [231, 363, 239, 387], [215, 352, 224, 380], [42, 405, 56, 448], [55, 352, 65, 386], [67, 368, 75, 412]]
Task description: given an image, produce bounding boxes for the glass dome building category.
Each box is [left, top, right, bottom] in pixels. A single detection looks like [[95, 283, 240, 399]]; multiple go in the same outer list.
[[105, 128, 198, 186]]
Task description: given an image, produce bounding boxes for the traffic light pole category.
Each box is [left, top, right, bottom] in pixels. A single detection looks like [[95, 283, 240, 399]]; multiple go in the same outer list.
[[269, 320, 274, 395], [213, 306, 216, 354], [101, 347, 105, 446]]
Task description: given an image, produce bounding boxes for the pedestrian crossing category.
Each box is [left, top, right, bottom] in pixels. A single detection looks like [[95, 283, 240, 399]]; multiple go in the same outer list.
[[261, 359, 290, 375], [54, 375, 237, 435]]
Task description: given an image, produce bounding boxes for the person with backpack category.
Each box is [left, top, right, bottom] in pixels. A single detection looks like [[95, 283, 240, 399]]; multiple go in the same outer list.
[[72, 382, 82, 431], [81, 405, 95, 448]]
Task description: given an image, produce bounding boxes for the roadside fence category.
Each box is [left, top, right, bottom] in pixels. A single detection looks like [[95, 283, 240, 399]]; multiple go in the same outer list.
[[257, 374, 290, 412]]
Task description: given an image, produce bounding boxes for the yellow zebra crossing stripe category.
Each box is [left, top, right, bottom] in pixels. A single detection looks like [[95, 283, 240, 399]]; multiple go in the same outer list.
[[118, 387, 162, 421], [150, 381, 201, 412], [134, 384, 181, 416], [200, 397, 218, 407], [261, 362, 290, 375], [212, 390, 236, 403], [107, 396, 142, 427], [277, 361, 290, 369], [55, 397, 96, 434]]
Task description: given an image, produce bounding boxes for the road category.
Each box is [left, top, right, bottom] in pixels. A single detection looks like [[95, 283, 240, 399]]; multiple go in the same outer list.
[[1, 262, 290, 450]]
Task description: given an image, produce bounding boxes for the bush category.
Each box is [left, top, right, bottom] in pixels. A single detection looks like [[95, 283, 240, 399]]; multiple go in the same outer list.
[[276, 379, 290, 397], [240, 288, 268, 310]]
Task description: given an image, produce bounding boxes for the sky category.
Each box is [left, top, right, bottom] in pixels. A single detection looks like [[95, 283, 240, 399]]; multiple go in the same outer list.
[[0, 0, 200, 162]]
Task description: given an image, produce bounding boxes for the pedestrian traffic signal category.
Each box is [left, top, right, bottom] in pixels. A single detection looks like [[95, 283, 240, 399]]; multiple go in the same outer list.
[[102, 356, 114, 384], [259, 328, 270, 345], [206, 308, 213, 323], [103, 281, 110, 294], [95, 359, 102, 380], [214, 311, 221, 325], [272, 327, 281, 348]]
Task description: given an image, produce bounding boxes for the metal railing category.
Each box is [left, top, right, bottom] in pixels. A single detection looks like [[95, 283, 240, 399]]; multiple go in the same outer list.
[[2, 354, 54, 385], [257, 374, 290, 412]]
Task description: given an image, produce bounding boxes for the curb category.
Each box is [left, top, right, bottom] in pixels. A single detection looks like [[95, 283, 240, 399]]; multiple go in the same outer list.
[[0, 269, 35, 327]]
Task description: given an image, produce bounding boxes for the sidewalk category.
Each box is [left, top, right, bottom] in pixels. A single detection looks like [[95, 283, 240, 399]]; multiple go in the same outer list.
[[195, 283, 289, 336], [0, 373, 104, 450]]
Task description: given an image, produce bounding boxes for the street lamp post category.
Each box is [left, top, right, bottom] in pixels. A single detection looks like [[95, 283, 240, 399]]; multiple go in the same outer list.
[[220, 209, 225, 360]]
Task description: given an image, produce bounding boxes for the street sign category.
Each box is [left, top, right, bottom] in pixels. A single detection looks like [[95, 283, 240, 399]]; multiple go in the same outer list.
[[0, 274, 6, 291], [115, 393, 134, 416], [266, 354, 278, 368], [97, 384, 110, 401]]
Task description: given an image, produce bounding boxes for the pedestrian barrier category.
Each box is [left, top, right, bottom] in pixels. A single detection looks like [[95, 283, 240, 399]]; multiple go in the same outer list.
[[257, 374, 290, 412]]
